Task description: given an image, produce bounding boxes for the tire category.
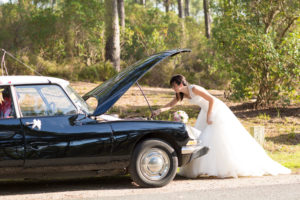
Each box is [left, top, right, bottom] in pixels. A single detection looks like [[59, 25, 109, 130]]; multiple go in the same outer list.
[[129, 139, 178, 188]]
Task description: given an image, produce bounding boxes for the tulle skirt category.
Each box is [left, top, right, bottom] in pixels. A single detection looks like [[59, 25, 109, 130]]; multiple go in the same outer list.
[[178, 99, 291, 178]]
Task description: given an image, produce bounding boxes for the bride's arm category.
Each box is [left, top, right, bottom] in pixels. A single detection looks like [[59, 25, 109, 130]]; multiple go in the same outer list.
[[153, 97, 178, 116], [192, 87, 214, 124]]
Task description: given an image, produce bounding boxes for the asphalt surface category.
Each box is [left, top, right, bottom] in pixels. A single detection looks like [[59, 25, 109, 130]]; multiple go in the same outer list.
[[0, 174, 299, 200], [97, 183, 300, 200]]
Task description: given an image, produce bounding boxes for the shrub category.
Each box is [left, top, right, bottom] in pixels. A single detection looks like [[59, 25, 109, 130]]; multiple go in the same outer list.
[[79, 62, 117, 83]]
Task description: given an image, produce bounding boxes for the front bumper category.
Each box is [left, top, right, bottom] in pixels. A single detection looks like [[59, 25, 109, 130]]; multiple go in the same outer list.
[[180, 145, 209, 166]]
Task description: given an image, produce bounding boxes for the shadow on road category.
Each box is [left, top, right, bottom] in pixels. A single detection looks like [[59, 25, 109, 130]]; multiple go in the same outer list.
[[0, 175, 227, 196], [0, 176, 136, 196]]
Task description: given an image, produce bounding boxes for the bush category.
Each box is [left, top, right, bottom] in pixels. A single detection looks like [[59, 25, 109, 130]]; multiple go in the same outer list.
[[209, 3, 300, 106], [79, 62, 117, 83]]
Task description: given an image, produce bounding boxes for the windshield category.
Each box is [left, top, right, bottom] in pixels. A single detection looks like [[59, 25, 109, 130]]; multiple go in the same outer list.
[[65, 85, 94, 115]]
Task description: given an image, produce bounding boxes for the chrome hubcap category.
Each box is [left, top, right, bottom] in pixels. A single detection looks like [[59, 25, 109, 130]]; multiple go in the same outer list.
[[140, 148, 170, 181]]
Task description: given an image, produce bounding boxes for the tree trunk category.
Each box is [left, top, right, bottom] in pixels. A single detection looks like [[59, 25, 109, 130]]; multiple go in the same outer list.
[[164, 0, 169, 13], [179, 19, 186, 48], [256, 67, 270, 108], [177, 0, 184, 18], [64, 25, 75, 58], [203, 0, 211, 38], [118, 0, 125, 29], [105, 0, 121, 72], [51, 0, 56, 10], [184, 0, 189, 17], [279, 17, 297, 42], [140, 0, 146, 6], [264, 9, 280, 34], [15, 0, 29, 48], [63, 0, 75, 59]]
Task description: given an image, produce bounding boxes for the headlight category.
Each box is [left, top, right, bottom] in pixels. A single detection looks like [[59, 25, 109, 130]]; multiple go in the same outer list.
[[185, 125, 202, 146], [186, 139, 198, 146]]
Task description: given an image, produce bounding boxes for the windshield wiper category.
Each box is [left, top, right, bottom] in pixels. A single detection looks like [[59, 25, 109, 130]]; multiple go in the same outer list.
[[136, 82, 154, 119]]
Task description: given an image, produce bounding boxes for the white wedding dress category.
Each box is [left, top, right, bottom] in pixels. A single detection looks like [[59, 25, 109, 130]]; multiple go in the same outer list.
[[178, 84, 291, 178]]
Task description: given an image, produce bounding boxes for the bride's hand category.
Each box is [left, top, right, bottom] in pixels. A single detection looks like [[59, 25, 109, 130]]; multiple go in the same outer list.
[[207, 117, 213, 125], [207, 113, 213, 125]]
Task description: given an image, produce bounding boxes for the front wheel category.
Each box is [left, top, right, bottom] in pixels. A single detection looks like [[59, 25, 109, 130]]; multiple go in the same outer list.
[[129, 139, 178, 187]]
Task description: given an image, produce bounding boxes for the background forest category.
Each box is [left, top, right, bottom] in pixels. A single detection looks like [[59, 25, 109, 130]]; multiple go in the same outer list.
[[0, 0, 299, 107]]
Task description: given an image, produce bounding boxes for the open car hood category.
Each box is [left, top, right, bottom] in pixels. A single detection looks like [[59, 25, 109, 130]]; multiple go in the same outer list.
[[82, 49, 191, 116]]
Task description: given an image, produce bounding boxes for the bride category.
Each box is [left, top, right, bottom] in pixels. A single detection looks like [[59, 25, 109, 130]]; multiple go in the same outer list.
[[153, 74, 291, 178]]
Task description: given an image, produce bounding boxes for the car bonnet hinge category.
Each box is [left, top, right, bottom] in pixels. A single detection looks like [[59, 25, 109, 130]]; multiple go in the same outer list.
[[136, 82, 154, 119]]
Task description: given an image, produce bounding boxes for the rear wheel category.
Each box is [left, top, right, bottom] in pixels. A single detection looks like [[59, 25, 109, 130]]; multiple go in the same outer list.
[[129, 139, 178, 187]]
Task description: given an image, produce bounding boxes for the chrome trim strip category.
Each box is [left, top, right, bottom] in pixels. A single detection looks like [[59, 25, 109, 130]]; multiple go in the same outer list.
[[10, 85, 21, 118], [181, 145, 204, 154]]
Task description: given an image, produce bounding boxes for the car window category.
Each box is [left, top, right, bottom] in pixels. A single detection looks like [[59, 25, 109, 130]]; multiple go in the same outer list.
[[0, 86, 15, 119], [15, 85, 77, 117]]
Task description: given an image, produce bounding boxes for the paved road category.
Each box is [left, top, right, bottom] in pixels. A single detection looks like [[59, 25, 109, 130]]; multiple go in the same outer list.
[[101, 183, 300, 200], [0, 174, 299, 200]]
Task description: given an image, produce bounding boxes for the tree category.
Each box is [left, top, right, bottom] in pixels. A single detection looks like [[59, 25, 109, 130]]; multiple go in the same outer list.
[[210, 0, 300, 106], [51, 0, 56, 10], [203, 0, 210, 38], [105, 0, 120, 71], [118, 0, 125, 29], [164, 0, 169, 12], [62, 0, 75, 59], [184, 0, 189, 17], [140, 0, 146, 6], [177, 0, 184, 18]]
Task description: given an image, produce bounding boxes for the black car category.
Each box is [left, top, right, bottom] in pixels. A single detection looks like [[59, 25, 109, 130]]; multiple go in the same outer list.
[[0, 49, 208, 187]]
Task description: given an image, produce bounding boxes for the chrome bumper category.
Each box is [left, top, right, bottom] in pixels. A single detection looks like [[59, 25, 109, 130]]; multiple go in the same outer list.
[[182, 145, 205, 154], [181, 145, 209, 162]]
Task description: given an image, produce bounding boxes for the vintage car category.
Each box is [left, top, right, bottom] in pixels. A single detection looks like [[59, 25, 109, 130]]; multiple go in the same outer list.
[[0, 49, 208, 187]]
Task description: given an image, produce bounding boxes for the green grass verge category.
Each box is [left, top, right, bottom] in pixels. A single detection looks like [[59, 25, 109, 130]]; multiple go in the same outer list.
[[268, 151, 300, 170]]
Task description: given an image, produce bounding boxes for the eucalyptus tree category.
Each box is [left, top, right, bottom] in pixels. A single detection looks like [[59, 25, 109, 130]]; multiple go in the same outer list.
[[177, 0, 184, 18], [203, 0, 210, 38], [164, 0, 169, 12], [105, 0, 120, 71], [118, 0, 125, 28], [140, 0, 146, 6], [62, 0, 75, 58], [184, 0, 189, 16]]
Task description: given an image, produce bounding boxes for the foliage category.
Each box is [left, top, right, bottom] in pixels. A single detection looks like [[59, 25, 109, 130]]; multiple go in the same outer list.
[[79, 61, 117, 83], [209, 0, 300, 106], [0, 0, 299, 105]]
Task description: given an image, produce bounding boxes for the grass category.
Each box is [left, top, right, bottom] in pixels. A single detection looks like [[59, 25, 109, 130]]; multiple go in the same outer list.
[[72, 82, 300, 172], [268, 151, 300, 172], [241, 116, 300, 170]]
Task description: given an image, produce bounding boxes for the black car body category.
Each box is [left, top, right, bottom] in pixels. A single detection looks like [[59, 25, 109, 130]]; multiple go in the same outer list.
[[0, 49, 208, 187]]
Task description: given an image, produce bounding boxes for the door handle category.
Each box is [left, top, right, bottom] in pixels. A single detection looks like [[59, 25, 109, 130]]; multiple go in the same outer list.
[[24, 119, 42, 130], [25, 122, 34, 126]]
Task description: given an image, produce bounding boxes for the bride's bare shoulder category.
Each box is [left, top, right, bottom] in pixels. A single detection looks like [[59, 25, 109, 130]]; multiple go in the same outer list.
[[191, 84, 206, 92]]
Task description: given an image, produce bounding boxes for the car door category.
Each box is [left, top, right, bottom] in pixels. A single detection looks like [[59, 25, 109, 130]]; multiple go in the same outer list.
[[15, 84, 113, 167], [0, 86, 24, 168]]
